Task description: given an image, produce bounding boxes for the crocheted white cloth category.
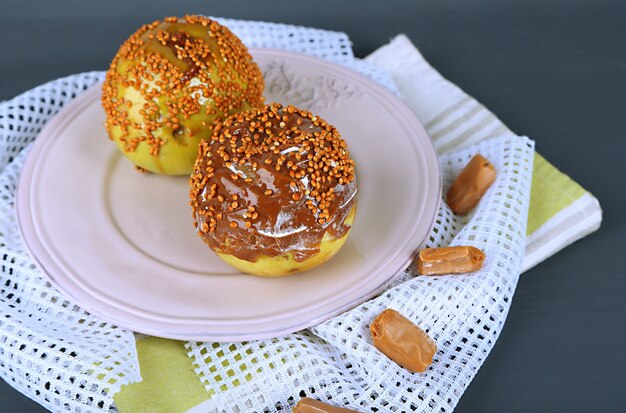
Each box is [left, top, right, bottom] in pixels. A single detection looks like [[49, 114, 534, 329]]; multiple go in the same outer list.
[[0, 19, 533, 412], [187, 135, 533, 412]]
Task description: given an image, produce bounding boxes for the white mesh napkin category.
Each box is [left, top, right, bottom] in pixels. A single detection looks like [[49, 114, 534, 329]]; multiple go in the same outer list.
[[187, 135, 533, 412], [0, 19, 533, 412], [0, 19, 396, 412], [0, 73, 141, 412]]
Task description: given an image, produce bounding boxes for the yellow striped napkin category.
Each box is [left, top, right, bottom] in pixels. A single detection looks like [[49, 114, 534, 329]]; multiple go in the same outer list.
[[365, 34, 602, 271]]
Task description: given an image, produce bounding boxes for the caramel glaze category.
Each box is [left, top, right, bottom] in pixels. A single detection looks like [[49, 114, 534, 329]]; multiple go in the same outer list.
[[189, 104, 357, 263]]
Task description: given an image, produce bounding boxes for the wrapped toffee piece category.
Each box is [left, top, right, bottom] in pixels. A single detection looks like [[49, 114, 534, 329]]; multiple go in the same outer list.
[[446, 154, 496, 215], [370, 309, 437, 373], [417, 246, 485, 276], [293, 397, 359, 413]]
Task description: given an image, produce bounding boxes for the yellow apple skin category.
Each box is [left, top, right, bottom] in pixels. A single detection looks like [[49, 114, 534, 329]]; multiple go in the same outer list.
[[101, 16, 264, 175], [216, 204, 356, 277]]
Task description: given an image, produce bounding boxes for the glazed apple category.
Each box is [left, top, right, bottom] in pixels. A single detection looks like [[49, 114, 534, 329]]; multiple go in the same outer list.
[[190, 104, 357, 277], [101, 15, 264, 175]]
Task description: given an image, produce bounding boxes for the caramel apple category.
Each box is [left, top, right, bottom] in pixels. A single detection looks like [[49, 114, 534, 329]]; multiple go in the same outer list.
[[102, 15, 264, 175], [189, 103, 357, 276]]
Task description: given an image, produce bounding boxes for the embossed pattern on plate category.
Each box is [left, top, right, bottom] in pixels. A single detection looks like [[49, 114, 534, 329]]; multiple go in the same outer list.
[[16, 49, 441, 341]]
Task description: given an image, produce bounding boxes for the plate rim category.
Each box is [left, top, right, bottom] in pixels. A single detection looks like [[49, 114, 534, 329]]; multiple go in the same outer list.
[[16, 48, 441, 341]]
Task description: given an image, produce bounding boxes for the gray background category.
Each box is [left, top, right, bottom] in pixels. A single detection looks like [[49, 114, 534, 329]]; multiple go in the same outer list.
[[1, 0, 625, 412]]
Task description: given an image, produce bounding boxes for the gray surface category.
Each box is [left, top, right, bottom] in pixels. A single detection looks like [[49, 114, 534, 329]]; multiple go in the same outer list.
[[1, 1, 625, 412]]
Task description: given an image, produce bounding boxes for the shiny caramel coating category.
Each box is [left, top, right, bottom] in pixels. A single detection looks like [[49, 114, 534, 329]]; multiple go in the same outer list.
[[417, 246, 485, 276], [293, 398, 359, 413], [446, 154, 496, 215], [370, 309, 437, 373]]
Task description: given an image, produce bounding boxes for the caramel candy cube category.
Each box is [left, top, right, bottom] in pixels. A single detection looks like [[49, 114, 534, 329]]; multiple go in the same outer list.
[[446, 154, 496, 215], [370, 309, 437, 373], [293, 397, 359, 413], [417, 246, 485, 276]]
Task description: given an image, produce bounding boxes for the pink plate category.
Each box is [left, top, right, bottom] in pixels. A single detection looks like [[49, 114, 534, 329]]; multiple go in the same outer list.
[[16, 49, 441, 341]]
